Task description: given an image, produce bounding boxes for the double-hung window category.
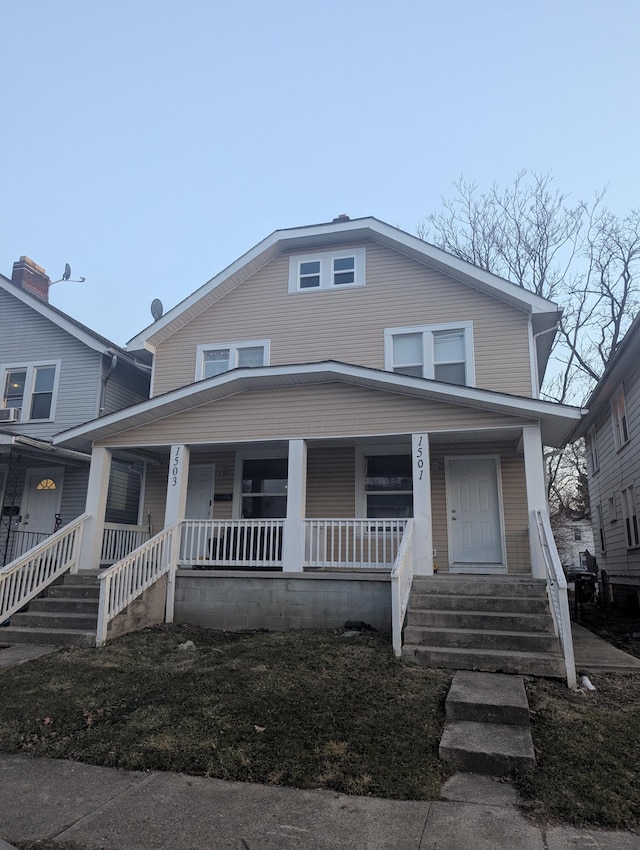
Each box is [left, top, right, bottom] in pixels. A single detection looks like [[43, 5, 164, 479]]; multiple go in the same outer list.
[[587, 427, 599, 473], [196, 341, 269, 380], [621, 484, 640, 548], [611, 386, 629, 450], [1, 361, 59, 421], [361, 452, 413, 518], [384, 322, 474, 386], [288, 248, 365, 293]]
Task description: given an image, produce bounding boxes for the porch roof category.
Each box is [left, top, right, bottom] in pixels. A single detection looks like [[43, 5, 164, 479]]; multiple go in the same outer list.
[[53, 362, 584, 451]]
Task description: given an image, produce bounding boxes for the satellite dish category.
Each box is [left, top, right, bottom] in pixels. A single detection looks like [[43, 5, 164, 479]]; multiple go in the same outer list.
[[150, 298, 164, 321], [62, 263, 71, 281]]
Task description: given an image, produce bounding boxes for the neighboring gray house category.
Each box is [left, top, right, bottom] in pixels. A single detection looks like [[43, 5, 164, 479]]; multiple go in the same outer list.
[[0, 256, 150, 565], [572, 311, 640, 610]]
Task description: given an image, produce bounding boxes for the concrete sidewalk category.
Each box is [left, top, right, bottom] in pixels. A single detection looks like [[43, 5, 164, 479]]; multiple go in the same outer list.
[[1, 755, 639, 850]]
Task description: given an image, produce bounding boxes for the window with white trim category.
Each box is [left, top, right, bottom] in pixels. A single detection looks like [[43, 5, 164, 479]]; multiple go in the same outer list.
[[288, 248, 365, 293], [611, 386, 629, 450], [594, 504, 606, 553], [1, 361, 60, 422], [384, 322, 474, 386], [363, 453, 413, 518], [621, 484, 640, 548], [195, 341, 269, 380], [587, 427, 599, 473]]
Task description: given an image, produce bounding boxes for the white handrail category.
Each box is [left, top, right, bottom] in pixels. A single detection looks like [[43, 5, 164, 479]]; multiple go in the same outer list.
[[391, 519, 415, 657], [180, 519, 284, 567], [534, 509, 577, 688], [0, 513, 89, 624], [303, 519, 408, 569], [96, 521, 180, 646]]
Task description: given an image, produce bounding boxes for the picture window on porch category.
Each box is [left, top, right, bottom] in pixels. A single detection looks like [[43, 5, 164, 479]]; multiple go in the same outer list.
[[364, 454, 413, 518], [196, 341, 269, 381], [241, 458, 288, 518], [1, 362, 59, 421], [384, 323, 474, 386]]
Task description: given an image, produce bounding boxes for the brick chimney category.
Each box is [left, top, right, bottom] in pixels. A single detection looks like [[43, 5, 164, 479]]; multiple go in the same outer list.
[[11, 256, 51, 301]]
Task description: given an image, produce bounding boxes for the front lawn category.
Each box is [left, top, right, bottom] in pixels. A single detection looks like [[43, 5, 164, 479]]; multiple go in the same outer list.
[[0, 626, 452, 800]]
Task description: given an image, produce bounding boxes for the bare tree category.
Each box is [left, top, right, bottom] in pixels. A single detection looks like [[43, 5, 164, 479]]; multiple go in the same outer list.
[[418, 171, 640, 516]]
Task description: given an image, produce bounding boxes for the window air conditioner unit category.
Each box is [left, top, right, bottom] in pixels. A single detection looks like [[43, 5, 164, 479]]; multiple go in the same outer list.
[[0, 408, 21, 422]]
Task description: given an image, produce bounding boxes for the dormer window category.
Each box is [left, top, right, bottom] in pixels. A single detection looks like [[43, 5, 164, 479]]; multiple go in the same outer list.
[[289, 248, 365, 293], [384, 322, 475, 386], [195, 341, 270, 381]]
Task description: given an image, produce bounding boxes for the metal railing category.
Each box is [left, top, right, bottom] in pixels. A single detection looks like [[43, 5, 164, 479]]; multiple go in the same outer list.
[[534, 509, 576, 688], [0, 514, 89, 624], [96, 522, 180, 646], [390, 519, 415, 657], [303, 519, 408, 569], [1, 528, 50, 567], [179, 519, 284, 568], [101, 523, 151, 566]]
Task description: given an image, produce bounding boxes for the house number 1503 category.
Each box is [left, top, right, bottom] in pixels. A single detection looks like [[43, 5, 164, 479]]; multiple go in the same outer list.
[[171, 448, 181, 487]]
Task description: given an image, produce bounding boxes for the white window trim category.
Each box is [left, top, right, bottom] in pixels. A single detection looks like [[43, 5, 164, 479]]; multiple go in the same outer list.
[[195, 340, 270, 381], [288, 247, 366, 293], [621, 483, 640, 549], [0, 360, 61, 423], [355, 443, 412, 518], [232, 446, 289, 519], [384, 322, 475, 387], [611, 385, 629, 451], [595, 504, 606, 554]]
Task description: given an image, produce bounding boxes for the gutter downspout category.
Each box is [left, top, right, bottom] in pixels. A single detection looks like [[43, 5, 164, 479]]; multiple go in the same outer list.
[[532, 321, 560, 397], [99, 353, 118, 416]]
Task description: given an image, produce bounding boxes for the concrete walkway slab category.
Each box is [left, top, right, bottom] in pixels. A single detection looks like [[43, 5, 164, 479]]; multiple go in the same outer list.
[[420, 801, 545, 850], [0, 644, 57, 669], [440, 773, 519, 806], [571, 623, 640, 674]]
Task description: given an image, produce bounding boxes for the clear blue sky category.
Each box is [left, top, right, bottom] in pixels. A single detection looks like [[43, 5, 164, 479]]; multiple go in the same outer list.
[[2, 0, 638, 345]]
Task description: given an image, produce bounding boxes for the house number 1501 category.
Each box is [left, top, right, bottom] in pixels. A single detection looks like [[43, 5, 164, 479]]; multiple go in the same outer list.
[[415, 436, 424, 481]]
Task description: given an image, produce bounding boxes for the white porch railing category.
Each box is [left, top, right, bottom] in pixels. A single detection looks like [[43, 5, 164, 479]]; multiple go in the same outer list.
[[534, 509, 577, 689], [303, 519, 408, 570], [96, 522, 180, 646], [101, 523, 151, 566], [391, 519, 415, 657], [179, 519, 284, 568], [0, 513, 89, 624]]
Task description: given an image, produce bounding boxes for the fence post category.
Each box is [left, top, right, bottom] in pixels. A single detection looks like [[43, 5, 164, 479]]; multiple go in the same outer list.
[[165, 525, 180, 623], [96, 575, 110, 647]]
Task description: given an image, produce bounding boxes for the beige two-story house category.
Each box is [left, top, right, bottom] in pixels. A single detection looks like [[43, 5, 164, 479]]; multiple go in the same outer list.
[[40, 216, 583, 674]]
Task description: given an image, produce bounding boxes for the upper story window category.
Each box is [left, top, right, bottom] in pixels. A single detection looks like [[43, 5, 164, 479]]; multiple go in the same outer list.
[[288, 248, 365, 293], [611, 385, 629, 450], [196, 341, 270, 381], [1, 361, 60, 422], [621, 484, 640, 548], [384, 322, 475, 386]]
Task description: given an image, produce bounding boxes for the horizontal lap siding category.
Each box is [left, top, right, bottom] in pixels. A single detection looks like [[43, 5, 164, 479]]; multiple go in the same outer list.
[[307, 447, 356, 517], [430, 443, 530, 575], [589, 369, 640, 577], [152, 241, 533, 398], [96, 384, 532, 447]]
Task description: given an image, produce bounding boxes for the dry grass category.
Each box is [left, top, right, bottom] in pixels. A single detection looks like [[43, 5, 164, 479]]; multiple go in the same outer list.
[[0, 625, 452, 800]]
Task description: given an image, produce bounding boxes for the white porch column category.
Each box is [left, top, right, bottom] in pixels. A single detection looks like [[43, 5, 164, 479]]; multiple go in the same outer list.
[[523, 424, 547, 579], [164, 445, 191, 526], [79, 446, 112, 571], [282, 439, 307, 572], [412, 433, 433, 575]]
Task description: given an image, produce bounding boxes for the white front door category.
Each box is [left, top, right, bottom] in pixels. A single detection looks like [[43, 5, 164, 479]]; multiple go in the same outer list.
[[446, 457, 506, 573], [21, 467, 64, 535], [183, 464, 215, 562]]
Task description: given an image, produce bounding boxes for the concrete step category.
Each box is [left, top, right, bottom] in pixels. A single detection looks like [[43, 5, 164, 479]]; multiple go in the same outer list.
[[439, 720, 535, 777], [406, 609, 555, 632], [409, 593, 549, 614], [411, 577, 547, 597], [402, 644, 565, 677], [47, 582, 100, 599], [0, 626, 96, 647], [29, 597, 99, 614], [12, 611, 98, 630], [402, 625, 559, 653], [444, 671, 530, 727]]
